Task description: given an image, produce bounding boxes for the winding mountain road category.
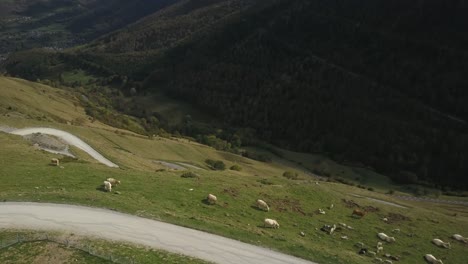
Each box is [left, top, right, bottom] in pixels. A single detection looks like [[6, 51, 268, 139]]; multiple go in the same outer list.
[[7, 127, 119, 168], [0, 202, 314, 264]]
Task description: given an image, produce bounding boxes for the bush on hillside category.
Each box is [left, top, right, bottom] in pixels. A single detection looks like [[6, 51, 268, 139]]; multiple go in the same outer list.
[[181, 172, 199, 178], [283, 171, 299, 180], [258, 178, 274, 185], [241, 151, 272, 162], [230, 164, 242, 171], [205, 159, 226, 170]]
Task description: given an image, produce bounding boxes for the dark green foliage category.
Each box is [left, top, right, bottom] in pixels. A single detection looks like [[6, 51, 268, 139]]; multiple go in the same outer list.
[[241, 151, 272, 163], [181, 172, 199, 178], [334, 177, 354, 186], [282, 171, 299, 180], [205, 159, 226, 170], [4, 0, 468, 189], [230, 165, 242, 171], [0, 0, 178, 55], [197, 135, 231, 151]]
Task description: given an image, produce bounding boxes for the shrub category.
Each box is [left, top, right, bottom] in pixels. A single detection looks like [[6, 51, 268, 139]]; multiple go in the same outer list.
[[335, 177, 352, 185], [181, 172, 199, 178], [230, 164, 242, 171], [367, 187, 375, 191], [241, 151, 272, 162], [387, 189, 395, 195], [205, 159, 226, 170], [258, 178, 274, 185], [283, 171, 299, 180]]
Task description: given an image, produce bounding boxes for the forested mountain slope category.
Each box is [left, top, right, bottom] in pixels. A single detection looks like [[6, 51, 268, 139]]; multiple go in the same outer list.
[[151, 0, 468, 188], [0, 0, 177, 54], [3, 0, 468, 188]]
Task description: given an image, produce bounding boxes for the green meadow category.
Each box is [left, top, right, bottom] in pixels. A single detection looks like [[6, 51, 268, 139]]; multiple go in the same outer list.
[[0, 77, 467, 263]]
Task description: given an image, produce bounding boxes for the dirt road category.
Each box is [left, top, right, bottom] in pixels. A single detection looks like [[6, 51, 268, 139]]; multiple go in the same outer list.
[[0, 202, 314, 264], [8, 127, 119, 168]]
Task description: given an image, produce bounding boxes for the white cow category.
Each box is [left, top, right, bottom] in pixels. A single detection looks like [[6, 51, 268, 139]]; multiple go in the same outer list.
[[432, 239, 451, 249], [256, 199, 270, 211], [424, 254, 443, 264], [207, 194, 217, 204], [452, 234, 468, 243], [264, 218, 280, 229], [377, 233, 395, 243], [103, 181, 112, 192], [106, 178, 121, 186]]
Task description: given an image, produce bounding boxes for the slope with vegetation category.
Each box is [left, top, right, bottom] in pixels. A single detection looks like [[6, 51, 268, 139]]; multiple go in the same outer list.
[[1, 77, 468, 264], [3, 0, 468, 190], [0, 0, 177, 55]]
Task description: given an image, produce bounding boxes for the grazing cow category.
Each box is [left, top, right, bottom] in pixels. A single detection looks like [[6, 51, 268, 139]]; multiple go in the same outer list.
[[256, 199, 270, 211], [352, 209, 366, 218], [432, 239, 451, 249], [424, 254, 444, 264], [207, 194, 217, 204], [377, 233, 396, 243], [103, 181, 112, 192], [452, 234, 468, 243], [106, 178, 121, 186], [264, 218, 279, 229], [51, 158, 60, 166]]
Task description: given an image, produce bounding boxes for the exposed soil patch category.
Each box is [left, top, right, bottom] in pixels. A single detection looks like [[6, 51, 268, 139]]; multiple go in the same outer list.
[[362, 206, 379, 213], [342, 199, 360, 208], [0, 241, 75, 264], [385, 213, 411, 224], [222, 187, 239, 198], [33, 242, 75, 264], [270, 197, 306, 215], [25, 133, 68, 151]]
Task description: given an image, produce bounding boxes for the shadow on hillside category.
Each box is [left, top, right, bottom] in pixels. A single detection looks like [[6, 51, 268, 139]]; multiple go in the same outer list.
[[201, 198, 216, 205], [250, 205, 267, 212], [96, 185, 109, 192]]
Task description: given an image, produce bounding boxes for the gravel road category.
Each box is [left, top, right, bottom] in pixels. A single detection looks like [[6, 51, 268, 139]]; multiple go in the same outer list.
[[0, 202, 315, 264], [8, 127, 119, 168]]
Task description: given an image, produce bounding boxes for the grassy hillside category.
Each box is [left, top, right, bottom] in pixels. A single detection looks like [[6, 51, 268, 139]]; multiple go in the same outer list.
[[4, 0, 468, 189], [0, 231, 209, 264], [1, 77, 468, 263]]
